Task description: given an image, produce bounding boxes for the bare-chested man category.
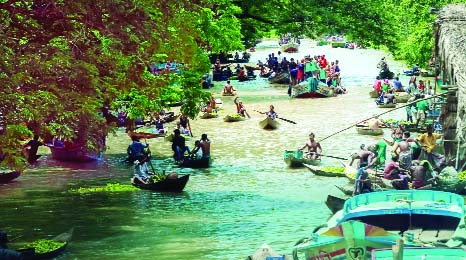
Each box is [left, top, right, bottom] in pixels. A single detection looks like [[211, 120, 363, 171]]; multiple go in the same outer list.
[[350, 145, 377, 169], [299, 133, 322, 159], [199, 133, 211, 158], [223, 80, 237, 94], [392, 131, 415, 169], [367, 116, 384, 129]]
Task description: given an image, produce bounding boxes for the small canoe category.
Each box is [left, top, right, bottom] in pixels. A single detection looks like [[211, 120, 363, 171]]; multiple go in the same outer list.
[[395, 93, 410, 103], [259, 117, 280, 130], [303, 164, 345, 177], [268, 72, 289, 84], [179, 157, 211, 168], [128, 131, 165, 139], [335, 185, 353, 196], [0, 171, 21, 183], [377, 103, 396, 108], [132, 174, 189, 192], [369, 90, 379, 98], [356, 127, 383, 136], [283, 150, 320, 167], [325, 195, 346, 214], [223, 114, 246, 122], [221, 92, 235, 96], [18, 228, 73, 260], [200, 112, 218, 119]]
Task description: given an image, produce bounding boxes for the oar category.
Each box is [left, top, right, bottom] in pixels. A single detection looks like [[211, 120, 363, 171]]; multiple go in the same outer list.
[[245, 111, 251, 118], [143, 139, 157, 175], [305, 152, 347, 160], [253, 109, 296, 124]]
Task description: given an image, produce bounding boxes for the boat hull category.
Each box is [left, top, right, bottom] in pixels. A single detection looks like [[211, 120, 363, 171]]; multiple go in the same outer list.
[[259, 117, 280, 130], [0, 171, 21, 183], [369, 90, 379, 98], [223, 114, 246, 122], [304, 164, 345, 177], [200, 112, 218, 119], [371, 247, 466, 259], [283, 150, 320, 167], [377, 103, 396, 108], [268, 73, 289, 84], [49, 146, 101, 162], [280, 43, 299, 53], [180, 157, 211, 168], [356, 127, 384, 136], [133, 174, 189, 192]]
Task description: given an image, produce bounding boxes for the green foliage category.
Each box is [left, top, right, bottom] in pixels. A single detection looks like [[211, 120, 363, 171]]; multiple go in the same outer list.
[[23, 239, 65, 254], [70, 183, 139, 194]]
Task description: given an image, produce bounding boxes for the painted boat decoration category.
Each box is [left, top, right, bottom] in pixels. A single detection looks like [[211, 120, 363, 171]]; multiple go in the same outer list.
[[293, 220, 405, 260], [259, 117, 280, 130], [371, 247, 466, 259], [0, 170, 21, 183], [132, 174, 189, 192], [283, 150, 320, 167], [327, 190, 466, 245], [356, 127, 384, 136]]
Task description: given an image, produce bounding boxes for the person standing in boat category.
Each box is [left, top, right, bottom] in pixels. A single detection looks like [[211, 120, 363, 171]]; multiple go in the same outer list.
[[132, 157, 151, 184], [172, 129, 190, 162], [299, 133, 322, 160], [179, 114, 192, 137], [127, 136, 148, 163], [266, 105, 278, 120], [350, 145, 377, 169], [415, 124, 444, 168], [199, 134, 211, 158], [23, 135, 44, 163]]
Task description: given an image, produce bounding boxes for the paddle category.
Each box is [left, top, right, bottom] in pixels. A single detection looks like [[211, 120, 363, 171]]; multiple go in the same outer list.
[[253, 109, 296, 124], [143, 139, 157, 175], [305, 152, 348, 160]]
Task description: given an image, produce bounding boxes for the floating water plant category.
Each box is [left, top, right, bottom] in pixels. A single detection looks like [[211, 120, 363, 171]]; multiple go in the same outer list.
[[24, 239, 65, 254], [70, 183, 139, 194]]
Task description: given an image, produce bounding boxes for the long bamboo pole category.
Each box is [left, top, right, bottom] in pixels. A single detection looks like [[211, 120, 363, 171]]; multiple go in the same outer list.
[[319, 91, 451, 143]]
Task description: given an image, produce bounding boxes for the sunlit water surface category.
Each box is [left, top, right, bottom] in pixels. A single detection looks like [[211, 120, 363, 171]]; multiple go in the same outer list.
[[2, 40, 421, 259]]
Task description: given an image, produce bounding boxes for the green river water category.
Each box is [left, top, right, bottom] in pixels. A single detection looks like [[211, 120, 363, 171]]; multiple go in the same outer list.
[[1, 40, 422, 259]]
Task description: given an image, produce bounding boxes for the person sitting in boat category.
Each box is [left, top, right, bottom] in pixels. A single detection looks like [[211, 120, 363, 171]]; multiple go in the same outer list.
[[23, 135, 44, 163], [224, 67, 233, 78], [373, 76, 382, 95], [235, 63, 241, 75], [174, 122, 190, 136], [179, 114, 192, 136], [265, 105, 278, 120], [201, 101, 214, 113], [412, 64, 419, 75], [238, 67, 247, 81], [409, 160, 438, 189], [132, 158, 152, 185], [199, 134, 211, 158], [234, 51, 240, 61], [214, 59, 222, 73], [127, 136, 148, 163], [223, 81, 237, 95], [383, 155, 409, 189], [190, 140, 203, 159], [246, 67, 255, 77], [172, 129, 190, 162], [299, 133, 322, 160], [391, 77, 404, 92], [383, 90, 396, 104], [366, 116, 385, 129], [234, 97, 248, 117]]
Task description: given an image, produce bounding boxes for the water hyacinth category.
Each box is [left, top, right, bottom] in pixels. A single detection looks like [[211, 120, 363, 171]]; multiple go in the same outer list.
[[24, 239, 65, 254], [70, 183, 139, 194]]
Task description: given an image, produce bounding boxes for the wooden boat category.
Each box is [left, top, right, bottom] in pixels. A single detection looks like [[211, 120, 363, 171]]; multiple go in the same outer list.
[[132, 174, 189, 192], [167, 101, 183, 107], [325, 195, 346, 214], [377, 103, 396, 108], [371, 247, 466, 259], [223, 114, 246, 122], [19, 228, 73, 260], [369, 90, 379, 98], [327, 190, 466, 245], [221, 92, 235, 96], [268, 72, 289, 84], [48, 145, 102, 162], [179, 157, 211, 168], [292, 81, 335, 98], [128, 130, 165, 140], [335, 185, 353, 196], [304, 164, 345, 177], [283, 150, 320, 167], [356, 127, 383, 136], [0, 170, 21, 183], [341, 162, 386, 188], [161, 113, 179, 123], [293, 220, 406, 260], [259, 117, 280, 130], [200, 112, 218, 119], [395, 92, 410, 103], [280, 43, 299, 53]]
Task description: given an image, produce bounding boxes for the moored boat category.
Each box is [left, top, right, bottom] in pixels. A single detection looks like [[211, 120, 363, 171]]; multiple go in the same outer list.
[[223, 114, 246, 122], [327, 190, 465, 245], [330, 41, 346, 48], [293, 220, 406, 260], [304, 164, 345, 177], [0, 170, 21, 183], [280, 43, 299, 53], [377, 103, 396, 108], [179, 156, 211, 168], [395, 92, 410, 103], [132, 174, 189, 192], [371, 247, 466, 259], [128, 130, 165, 140], [268, 72, 290, 84], [325, 195, 346, 214], [292, 82, 336, 98], [259, 117, 280, 130], [356, 127, 384, 136], [18, 228, 73, 260], [283, 150, 320, 167]]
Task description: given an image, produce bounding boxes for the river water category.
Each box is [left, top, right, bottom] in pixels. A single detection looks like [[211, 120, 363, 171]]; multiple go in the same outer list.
[[1, 40, 414, 259]]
